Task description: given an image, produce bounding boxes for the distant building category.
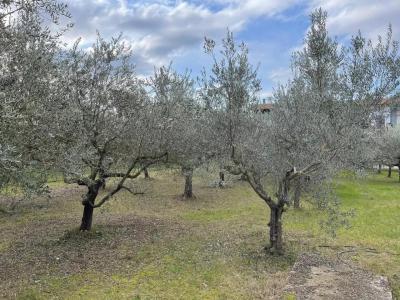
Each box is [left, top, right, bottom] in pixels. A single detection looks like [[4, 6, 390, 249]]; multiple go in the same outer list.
[[255, 97, 400, 123], [257, 98, 273, 113], [377, 97, 400, 127], [257, 103, 273, 113], [383, 98, 400, 126]]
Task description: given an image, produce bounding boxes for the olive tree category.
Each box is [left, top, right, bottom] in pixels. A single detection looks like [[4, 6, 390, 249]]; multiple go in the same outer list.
[[148, 65, 212, 198], [200, 30, 261, 187], [53, 34, 168, 230], [0, 0, 69, 195], [203, 9, 400, 254], [174, 108, 214, 199]]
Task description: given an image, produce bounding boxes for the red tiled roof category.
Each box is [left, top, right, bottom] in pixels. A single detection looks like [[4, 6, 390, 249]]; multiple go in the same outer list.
[[258, 103, 273, 111]]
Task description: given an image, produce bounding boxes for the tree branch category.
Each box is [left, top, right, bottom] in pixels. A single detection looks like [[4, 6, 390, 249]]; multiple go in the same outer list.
[[0, 7, 24, 19], [246, 171, 277, 209], [288, 162, 322, 180], [63, 176, 94, 187], [121, 186, 144, 195], [93, 152, 167, 208]]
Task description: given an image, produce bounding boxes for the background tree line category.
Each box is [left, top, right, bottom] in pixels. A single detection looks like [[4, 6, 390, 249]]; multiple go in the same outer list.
[[1, 1, 400, 253]]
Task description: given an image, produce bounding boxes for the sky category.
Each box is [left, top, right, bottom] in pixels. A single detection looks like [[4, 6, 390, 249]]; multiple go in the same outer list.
[[61, 0, 400, 99]]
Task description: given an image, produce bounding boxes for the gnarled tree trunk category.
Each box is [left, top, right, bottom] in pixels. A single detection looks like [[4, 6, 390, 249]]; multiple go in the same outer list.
[[267, 174, 290, 254], [388, 165, 392, 178], [182, 166, 193, 198], [80, 202, 94, 231], [246, 171, 293, 254], [268, 206, 284, 254], [80, 182, 102, 231]]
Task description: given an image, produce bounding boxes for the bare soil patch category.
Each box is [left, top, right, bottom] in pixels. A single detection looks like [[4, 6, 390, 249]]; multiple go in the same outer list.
[[284, 253, 393, 299]]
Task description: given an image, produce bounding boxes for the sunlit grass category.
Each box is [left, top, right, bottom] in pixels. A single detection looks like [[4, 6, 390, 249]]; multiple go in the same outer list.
[[1, 169, 399, 299], [284, 171, 400, 296]]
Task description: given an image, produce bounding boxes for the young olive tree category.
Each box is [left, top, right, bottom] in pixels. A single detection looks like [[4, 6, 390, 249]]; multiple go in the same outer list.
[[173, 102, 213, 199], [200, 29, 261, 187], [203, 9, 400, 254], [148, 65, 211, 198], [53, 34, 168, 230], [0, 0, 69, 195]]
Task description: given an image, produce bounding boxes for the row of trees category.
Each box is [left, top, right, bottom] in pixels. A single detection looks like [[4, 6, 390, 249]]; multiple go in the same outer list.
[[1, 1, 400, 253], [202, 10, 400, 252], [376, 124, 400, 179]]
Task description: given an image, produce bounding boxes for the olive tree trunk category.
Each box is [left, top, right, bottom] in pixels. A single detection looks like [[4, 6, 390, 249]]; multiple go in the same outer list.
[[268, 206, 284, 254], [143, 167, 150, 179], [267, 174, 291, 254], [293, 178, 301, 209], [80, 183, 102, 231], [182, 166, 193, 198], [218, 171, 225, 187], [398, 166, 400, 182], [80, 202, 95, 231], [245, 171, 292, 254], [388, 165, 392, 178]]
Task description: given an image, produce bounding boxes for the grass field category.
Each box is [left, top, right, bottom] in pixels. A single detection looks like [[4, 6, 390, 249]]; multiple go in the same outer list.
[[0, 169, 399, 299]]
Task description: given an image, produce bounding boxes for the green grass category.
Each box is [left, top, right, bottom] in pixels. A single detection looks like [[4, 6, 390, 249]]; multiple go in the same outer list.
[[284, 171, 400, 296], [0, 169, 399, 299], [285, 172, 400, 251]]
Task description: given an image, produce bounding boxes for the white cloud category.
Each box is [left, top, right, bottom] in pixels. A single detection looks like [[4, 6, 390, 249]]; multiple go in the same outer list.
[[310, 0, 400, 40], [60, 0, 400, 84], [269, 0, 400, 92], [62, 0, 300, 73]]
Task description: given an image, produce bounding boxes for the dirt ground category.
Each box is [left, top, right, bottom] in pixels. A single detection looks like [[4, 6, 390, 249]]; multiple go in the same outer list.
[[284, 253, 393, 299]]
